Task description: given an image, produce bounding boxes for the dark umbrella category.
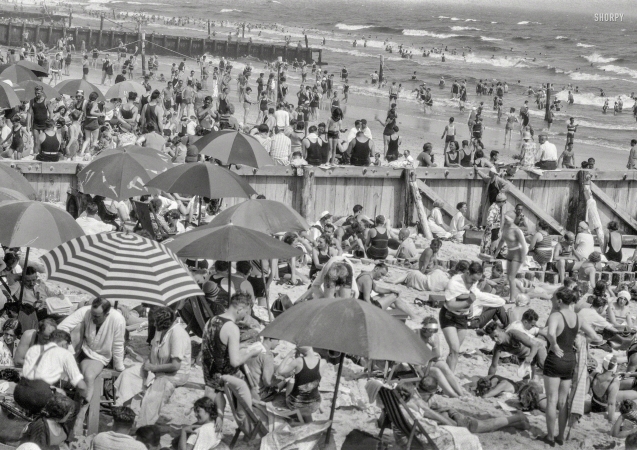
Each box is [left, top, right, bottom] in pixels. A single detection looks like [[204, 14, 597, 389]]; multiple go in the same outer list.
[[193, 130, 274, 168], [0, 200, 85, 303], [55, 79, 105, 102], [0, 65, 38, 84], [164, 223, 303, 302], [0, 188, 29, 202], [14, 80, 60, 102], [0, 163, 37, 199], [260, 298, 434, 442], [77, 146, 172, 201], [16, 60, 49, 78], [0, 81, 21, 109], [105, 80, 145, 100]]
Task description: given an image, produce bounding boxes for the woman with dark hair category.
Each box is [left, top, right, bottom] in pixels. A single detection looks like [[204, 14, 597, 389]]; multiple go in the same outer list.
[[0, 319, 21, 366], [385, 125, 401, 162], [604, 221, 623, 262], [326, 107, 345, 163], [529, 220, 554, 269], [114, 306, 191, 426], [21, 393, 76, 449], [80, 91, 103, 155]]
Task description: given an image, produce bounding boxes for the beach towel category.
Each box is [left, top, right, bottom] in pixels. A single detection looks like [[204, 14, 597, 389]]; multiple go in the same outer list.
[[568, 334, 588, 429]]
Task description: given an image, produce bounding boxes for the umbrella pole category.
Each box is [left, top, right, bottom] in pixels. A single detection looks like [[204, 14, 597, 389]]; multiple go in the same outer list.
[[228, 265, 232, 308], [198, 196, 203, 227], [261, 269, 273, 322], [18, 247, 30, 304], [326, 352, 345, 443]]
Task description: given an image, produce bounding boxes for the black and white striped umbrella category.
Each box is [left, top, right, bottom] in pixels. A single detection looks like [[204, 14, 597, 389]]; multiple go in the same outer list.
[[42, 232, 203, 306]]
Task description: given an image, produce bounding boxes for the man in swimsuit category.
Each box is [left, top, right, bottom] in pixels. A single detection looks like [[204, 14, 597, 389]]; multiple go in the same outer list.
[[486, 310, 547, 377], [356, 263, 414, 319], [566, 117, 578, 146]]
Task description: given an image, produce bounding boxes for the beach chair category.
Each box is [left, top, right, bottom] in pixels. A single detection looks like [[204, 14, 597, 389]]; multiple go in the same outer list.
[[132, 201, 157, 239], [223, 385, 269, 449], [377, 386, 439, 450]]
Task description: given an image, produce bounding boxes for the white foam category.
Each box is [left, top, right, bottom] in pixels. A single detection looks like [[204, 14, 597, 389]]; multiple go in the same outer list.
[[480, 36, 502, 42], [555, 36, 568, 40], [517, 21, 529, 25], [403, 29, 460, 39], [491, 21, 498, 24], [436, 53, 529, 68], [438, 16, 449, 19], [450, 17, 461, 21], [599, 64, 637, 79], [577, 43, 595, 48], [220, 8, 242, 12], [450, 26, 480, 31], [335, 23, 373, 31], [581, 53, 618, 64], [554, 91, 618, 107], [465, 19, 478, 22], [569, 72, 616, 81], [576, 120, 637, 131]]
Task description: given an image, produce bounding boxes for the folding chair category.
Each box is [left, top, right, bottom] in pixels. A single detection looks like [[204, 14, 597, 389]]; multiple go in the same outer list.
[[223, 385, 269, 449], [132, 201, 158, 239], [377, 387, 439, 450]]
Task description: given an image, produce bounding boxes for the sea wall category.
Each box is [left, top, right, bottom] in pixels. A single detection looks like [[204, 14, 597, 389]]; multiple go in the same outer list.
[[4, 161, 637, 236], [0, 22, 321, 64]]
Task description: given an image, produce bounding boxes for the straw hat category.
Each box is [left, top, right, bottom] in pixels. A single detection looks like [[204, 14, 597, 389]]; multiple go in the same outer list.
[[495, 193, 507, 202]]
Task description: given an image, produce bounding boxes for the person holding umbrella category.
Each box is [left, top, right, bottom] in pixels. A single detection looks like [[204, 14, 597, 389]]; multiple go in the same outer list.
[[201, 293, 262, 431]]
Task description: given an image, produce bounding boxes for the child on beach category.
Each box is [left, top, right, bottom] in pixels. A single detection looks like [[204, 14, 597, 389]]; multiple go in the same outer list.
[[558, 143, 576, 168], [179, 397, 228, 450]]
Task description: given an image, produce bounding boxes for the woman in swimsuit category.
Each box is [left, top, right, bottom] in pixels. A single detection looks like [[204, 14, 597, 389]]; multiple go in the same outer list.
[[326, 107, 345, 163], [542, 288, 580, 446], [504, 107, 518, 148], [365, 214, 396, 260], [495, 212, 528, 303], [604, 221, 623, 263], [310, 235, 337, 279], [529, 220, 554, 270], [591, 355, 637, 423]]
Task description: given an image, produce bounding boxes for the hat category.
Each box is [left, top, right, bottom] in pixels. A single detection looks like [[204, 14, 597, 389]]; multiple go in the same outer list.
[[602, 354, 618, 372], [522, 131, 532, 140], [76, 89, 84, 96], [495, 193, 507, 202], [618, 290, 631, 301], [319, 210, 331, 220], [578, 221, 589, 230]]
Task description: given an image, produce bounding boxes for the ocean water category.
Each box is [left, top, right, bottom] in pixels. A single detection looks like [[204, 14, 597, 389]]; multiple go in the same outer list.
[[89, 0, 637, 153]]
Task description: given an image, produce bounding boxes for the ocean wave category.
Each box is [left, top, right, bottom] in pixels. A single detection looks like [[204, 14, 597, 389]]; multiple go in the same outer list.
[[438, 16, 449, 19], [512, 36, 531, 41], [555, 36, 569, 40], [491, 21, 498, 24], [480, 36, 503, 41], [554, 91, 623, 107], [569, 72, 616, 81], [220, 8, 241, 12], [581, 53, 618, 64], [402, 29, 460, 39], [450, 26, 480, 31], [576, 43, 595, 48], [517, 21, 529, 25], [465, 19, 477, 22], [599, 64, 637, 78], [576, 120, 637, 131], [450, 17, 461, 21], [439, 53, 529, 68], [335, 23, 373, 31]]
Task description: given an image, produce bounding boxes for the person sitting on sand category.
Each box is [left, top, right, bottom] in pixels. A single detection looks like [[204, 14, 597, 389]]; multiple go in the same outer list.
[[450, 202, 471, 243], [365, 214, 398, 260], [356, 263, 414, 319], [178, 397, 228, 450], [276, 346, 324, 423], [485, 310, 546, 377], [20, 393, 76, 449], [92, 406, 147, 450], [389, 238, 450, 292], [427, 201, 452, 239], [611, 400, 637, 438], [389, 228, 419, 262], [591, 355, 637, 424]]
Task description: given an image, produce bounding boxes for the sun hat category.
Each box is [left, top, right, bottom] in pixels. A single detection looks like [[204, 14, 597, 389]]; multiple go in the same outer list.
[[495, 193, 507, 202]]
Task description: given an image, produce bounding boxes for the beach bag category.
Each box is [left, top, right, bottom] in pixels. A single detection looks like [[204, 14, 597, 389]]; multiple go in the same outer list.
[[270, 294, 293, 318]]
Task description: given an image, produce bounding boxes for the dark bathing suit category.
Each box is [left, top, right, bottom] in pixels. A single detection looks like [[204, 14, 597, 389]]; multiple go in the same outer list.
[[543, 312, 578, 380]]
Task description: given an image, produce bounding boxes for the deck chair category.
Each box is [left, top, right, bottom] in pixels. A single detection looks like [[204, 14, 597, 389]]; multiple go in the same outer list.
[[377, 387, 439, 450], [132, 201, 158, 239], [223, 385, 269, 449]]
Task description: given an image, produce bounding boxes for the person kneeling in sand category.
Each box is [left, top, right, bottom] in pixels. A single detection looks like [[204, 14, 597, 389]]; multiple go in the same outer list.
[[356, 263, 414, 319]]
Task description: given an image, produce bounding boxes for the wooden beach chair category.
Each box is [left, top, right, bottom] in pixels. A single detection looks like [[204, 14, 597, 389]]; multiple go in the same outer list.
[[223, 385, 269, 449], [132, 201, 158, 239], [377, 386, 439, 450]]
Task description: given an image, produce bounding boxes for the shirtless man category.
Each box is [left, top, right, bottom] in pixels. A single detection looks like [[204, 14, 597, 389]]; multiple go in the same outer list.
[[495, 212, 528, 303], [356, 263, 414, 319], [566, 117, 578, 146]]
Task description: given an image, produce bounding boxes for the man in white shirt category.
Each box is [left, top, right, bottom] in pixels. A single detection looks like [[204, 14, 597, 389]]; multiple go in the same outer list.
[[577, 296, 617, 340], [252, 123, 272, 154], [75, 202, 115, 235], [346, 119, 362, 143], [360, 118, 373, 140], [574, 221, 595, 261], [0, 114, 12, 153], [535, 131, 558, 170], [269, 126, 292, 165], [14, 329, 89, 414], [273, 104, 290, 130]]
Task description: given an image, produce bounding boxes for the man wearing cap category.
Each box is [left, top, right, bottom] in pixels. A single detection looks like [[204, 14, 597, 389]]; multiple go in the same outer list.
[[552, 231, 578, 283], [574, 221, 595, 261], [29, 85, 50, 155], [535, 131, 557, 170]]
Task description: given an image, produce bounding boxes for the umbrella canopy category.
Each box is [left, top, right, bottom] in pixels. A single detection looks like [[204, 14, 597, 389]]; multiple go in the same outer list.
[[0, 201, 84, 249], [0, 81, 20, 109], [16, 60, 49, 78], [145, 163, 257, 199], [0, 188, 29, 202], [14, 80, 60, 102], [55, 79, 105, 102], [261, 298, 431, 365], [193, 130, 274, 168], [105, 80, 146, 100], [77, 146, 172, 200], [164, 223, 303, 261], [0, 164, 37, 198], [208, 199, 309, 234], [42, 232, 203, 306], [0, 65, 38, 84]]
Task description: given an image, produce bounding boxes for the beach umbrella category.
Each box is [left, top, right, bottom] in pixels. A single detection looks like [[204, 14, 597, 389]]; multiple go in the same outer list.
[[0, 65, 38, 84], [14, 80, 60, 102], [0, 200, 85, 303], [165, 223, 303, 304], [77, 146, 172, 201], [193, 130, 274, 168], [16, 60, 49, 78], [0, 81, 20, 109], [0, 164, 37, 198], [55, 79, 105, 102], [41, 232, 203, 306], [0, 188, 29, 202], [105, 80, 145, 100], [208, 199, 309, 234], [144, 162, 257, 199], [260, 298, 434, 441]]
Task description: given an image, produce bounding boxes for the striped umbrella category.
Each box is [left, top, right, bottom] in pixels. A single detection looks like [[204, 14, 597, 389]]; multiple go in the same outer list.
[[0, 81, 20, 109], [42, 232, 203, 306], [55, 79, 105, 102], [193, 130, 274, 168]]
